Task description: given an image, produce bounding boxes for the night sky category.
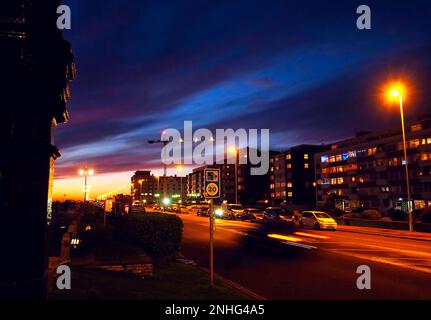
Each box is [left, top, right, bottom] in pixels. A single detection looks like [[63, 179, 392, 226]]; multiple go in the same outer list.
[[54, 0, 431, 198]]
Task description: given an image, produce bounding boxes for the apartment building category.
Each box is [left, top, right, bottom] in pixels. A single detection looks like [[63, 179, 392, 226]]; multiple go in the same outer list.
[[315, 115, 431, 212], [131, 171, 187, 203], [270, 145, 329, 209], [187, 149, 274, 205]]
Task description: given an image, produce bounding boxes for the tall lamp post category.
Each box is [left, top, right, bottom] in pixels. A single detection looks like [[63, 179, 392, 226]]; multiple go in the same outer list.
[[177, 165, 185, 203], [387, 83, 413, 232], [148, 136, 169, 200], [79, 168, 94, 205], [229, 147, 239, 204]]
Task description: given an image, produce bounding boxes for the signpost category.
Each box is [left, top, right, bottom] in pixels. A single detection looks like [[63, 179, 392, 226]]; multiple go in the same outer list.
[[204, 168, 221, 287]]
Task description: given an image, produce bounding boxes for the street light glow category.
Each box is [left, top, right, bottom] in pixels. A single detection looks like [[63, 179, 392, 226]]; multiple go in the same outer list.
[[391, 89, 400, 97], [229, 147, 238, 155], [387, 82, 406, 102]]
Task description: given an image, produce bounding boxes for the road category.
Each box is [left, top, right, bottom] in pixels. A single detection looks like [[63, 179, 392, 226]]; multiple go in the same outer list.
[[179, 214, 431, 300]]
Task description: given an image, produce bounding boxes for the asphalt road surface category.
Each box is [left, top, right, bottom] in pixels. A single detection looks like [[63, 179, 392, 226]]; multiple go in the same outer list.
[[179, 214, 431, 300]]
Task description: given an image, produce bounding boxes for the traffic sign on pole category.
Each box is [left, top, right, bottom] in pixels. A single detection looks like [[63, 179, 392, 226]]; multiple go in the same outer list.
[[204, 168, 221, 287], [204, 168, 221, 199]]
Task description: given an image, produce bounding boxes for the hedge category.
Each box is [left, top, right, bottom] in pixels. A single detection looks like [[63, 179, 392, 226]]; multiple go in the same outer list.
[[115, 213, 183, 264]]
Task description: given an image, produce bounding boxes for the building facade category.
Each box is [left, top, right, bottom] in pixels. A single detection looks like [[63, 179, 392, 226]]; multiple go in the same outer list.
[[270, 145, 329, 209], [131, 171, 186, 203], [0, 1, 75, 298], [186, 149, 273, 205], [315, 116, 431, 212]]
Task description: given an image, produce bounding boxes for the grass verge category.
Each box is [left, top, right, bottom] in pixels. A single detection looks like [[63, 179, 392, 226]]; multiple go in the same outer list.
[[49, 262, 250, 300]]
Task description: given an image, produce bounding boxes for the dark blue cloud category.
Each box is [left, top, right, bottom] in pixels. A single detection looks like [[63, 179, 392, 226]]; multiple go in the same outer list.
[[56, 0, 431, 177]]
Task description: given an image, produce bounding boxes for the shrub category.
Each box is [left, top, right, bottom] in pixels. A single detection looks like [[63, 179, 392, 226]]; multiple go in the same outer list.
[[360, 209, 382, 221], [420, 208, 431, 224], [341, 213, 361, 219], [387, 208, 406, 222], [116, 213, 183, 264], [328, 208, 345, 217]]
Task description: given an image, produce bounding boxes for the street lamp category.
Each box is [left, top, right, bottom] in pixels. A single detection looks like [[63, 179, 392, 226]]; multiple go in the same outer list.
[[177, 165, 185, 204], [387, 82, 413, 231], [229, 147, 239, 204], [79, 168, 94, 204], [148, 136, 169, 199]]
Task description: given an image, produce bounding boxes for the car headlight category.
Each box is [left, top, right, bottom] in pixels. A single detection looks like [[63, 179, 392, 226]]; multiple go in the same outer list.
[[215, 209, 224, 217]]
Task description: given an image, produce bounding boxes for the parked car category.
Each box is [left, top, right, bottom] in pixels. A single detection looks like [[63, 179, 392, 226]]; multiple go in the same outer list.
[[235, 209, 258, 222], [130, 204, 146, 214], [221, 203, 244, 220], [300, 211, 337, 230], [246, 208, 265, 222], [197, 207, 210, 217], [262, 207, 295, 225], [187, 205, 209, 215]]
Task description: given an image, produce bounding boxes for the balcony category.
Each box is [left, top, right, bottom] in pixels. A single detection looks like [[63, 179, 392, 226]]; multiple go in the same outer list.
[[376, 179, 389, 186]]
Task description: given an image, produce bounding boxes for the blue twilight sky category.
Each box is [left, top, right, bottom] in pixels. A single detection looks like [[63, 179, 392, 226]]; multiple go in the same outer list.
[[56, 0, 431, 179]]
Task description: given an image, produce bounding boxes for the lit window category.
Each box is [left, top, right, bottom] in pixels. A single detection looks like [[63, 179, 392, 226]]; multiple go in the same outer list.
[[304, 163, 309, 169], [411, 124, 422, 132], [336, 154, 342, 162], [367, 147, 377, 156], [287, 164, 292, 169], [321, 155, 329, 163], [409, 139, 420, 148], [288, 192, 293, 197], [286, 154, 292, 160], [287, 182, 293, 188], [349, 151, 357, 158], [304, 154, 309, 160]]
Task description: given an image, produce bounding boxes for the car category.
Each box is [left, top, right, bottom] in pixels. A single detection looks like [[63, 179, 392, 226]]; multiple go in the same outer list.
[[187, 205, 209, 215], [234, 210, 257, 222], [221, 203, 244, 220], [130, 204, 146, 214], [196, 207, 210, 217], [300, 211, 337, 230], [262, 207, 295, 225], [244, 208, 264, 222]]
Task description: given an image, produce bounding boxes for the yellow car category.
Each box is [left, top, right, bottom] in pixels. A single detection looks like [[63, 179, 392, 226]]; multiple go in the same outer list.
[[300, 211, 337, 230]]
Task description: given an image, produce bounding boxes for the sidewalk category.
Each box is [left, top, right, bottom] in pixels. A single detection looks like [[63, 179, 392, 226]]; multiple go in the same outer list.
[[337, 225, 431, 242]]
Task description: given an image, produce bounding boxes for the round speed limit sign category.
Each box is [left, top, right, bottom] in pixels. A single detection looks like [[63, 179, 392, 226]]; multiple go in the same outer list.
[[206, 183, 219, 197]]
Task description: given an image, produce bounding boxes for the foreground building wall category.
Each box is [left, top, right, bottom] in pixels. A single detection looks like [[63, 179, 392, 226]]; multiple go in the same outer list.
[[0, 1, 75, 298]]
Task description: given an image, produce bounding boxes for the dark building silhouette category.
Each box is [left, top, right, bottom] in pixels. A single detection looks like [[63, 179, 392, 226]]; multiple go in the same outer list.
[[270, 145, 329, 209], [0, 1, 75, 298]]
